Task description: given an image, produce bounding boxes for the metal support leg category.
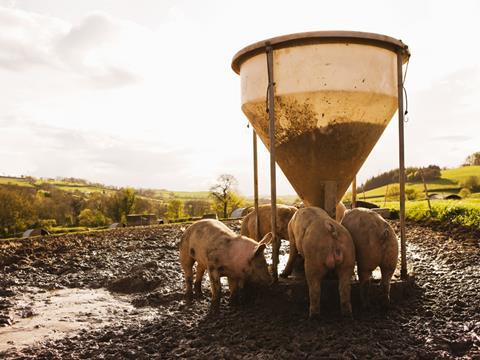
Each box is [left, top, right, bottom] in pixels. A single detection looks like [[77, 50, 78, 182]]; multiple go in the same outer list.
[[266, 44, 279, 281], [397, 51, 407, 280], [324, 181, 337, 219], [253, 130, 260, 241], [352, 176, 357, 209]]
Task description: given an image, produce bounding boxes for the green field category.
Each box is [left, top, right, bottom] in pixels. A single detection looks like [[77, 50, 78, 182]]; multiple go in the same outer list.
[[358, 166, 480, 201], [0, 176, 112, 194], [0, 176, 213, 203], [0, 177, 35, 187], [375, 198, 480, 229]]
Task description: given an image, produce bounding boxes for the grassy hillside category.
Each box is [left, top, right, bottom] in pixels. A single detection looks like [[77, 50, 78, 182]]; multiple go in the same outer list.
[[357, 166, 480, 201], [0, 176, 215, 204], [0, 177, 35, 187], [153, 190, 211, 201], [0, 176, 112, 194]]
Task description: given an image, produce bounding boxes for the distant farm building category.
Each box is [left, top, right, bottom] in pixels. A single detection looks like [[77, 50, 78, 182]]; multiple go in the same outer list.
[[428, 193, 462, 200], [230, 207, 254, 219], [108, 223, 126, 229], [22, 228, 49, 238], [126, 214, 157, 226]]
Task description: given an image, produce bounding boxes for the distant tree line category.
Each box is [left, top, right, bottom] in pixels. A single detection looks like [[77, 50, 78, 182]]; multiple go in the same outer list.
[[0, 174, 247, 238], [360, 165, 442, 192], [463, 152, 480, 166]]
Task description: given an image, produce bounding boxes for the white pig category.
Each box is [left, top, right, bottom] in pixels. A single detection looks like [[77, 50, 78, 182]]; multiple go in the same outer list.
[[179, 219, 272, 311]]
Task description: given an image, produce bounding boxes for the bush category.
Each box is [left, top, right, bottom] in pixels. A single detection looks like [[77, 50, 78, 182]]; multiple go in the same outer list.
[[78, 209, 109, 227], [405, 187, 419, 200], [459, 188, 471, 198], [35, 219, 57, 230], [387, 202, 480, 230], [386, 184, 400, 200], [460, 176, 480, 192]]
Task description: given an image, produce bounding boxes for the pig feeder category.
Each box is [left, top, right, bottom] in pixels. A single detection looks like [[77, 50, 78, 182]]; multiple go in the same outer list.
[[232, 31, 410, 281]]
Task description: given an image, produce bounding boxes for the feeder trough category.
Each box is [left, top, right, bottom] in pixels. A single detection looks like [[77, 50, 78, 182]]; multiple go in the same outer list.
[[232, 31, 413, 293], [232, 31, 409, 210]]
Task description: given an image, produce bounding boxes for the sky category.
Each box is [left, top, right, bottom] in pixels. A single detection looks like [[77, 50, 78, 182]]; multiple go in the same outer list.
[[0, 0, 479, 196]]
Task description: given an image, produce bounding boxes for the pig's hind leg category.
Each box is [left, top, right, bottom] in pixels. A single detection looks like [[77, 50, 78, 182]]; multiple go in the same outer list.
[[337, 267, 353, 318], [358, 269, 372, 310], [379, 265, 395, 309], [194, 264, 206, 298], [305, 260, 326, 320]]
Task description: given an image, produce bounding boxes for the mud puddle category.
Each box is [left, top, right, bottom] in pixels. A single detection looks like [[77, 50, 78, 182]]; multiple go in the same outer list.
[[0, 287, 156, 352]]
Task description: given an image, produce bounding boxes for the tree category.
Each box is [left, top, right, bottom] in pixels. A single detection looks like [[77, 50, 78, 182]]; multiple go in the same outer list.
[[106, 188, 136, 222], [210, 174, 244, 218], [166, 199, 185, 220], [78, 209, 109, 227], [184, 199, 212, 217], [464, 152, 480, 166], [134, 197, 153, 214], [0, 188, 35, 236]]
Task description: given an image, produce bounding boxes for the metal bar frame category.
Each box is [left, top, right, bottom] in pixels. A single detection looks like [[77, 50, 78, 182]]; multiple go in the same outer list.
[[397, 51, 407, 280], [252, 130, 261, 241], [250, 45, 409, 280], [352, 176, 357, 208], [266, 44, 279, 280]]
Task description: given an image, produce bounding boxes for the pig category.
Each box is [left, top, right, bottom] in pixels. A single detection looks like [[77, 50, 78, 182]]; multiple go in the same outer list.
[[341, 208, 398, 309], [336, 202, 347, 222], [281, 207, 355, 319], [179, 219, 272, 311], [240, 204, 297, 241]]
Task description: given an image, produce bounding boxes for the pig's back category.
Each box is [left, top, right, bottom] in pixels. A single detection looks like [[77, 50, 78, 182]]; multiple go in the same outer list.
[[342, 207, 397, 269], [181, 220, 234, 257], [290, 207, 330, 252], [241, 204, 297, 240], [342, 208, 385, 239]]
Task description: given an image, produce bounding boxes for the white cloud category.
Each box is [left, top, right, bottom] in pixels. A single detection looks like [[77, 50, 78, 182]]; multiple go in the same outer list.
[[0, 7, 158, 87], [0, 117, 196, 188], [0, 6, 67, 70], [0, 1, 479, 196]]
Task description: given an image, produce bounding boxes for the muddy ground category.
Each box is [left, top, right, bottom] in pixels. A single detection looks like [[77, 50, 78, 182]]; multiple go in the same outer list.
[[0, 220, 479, 359]]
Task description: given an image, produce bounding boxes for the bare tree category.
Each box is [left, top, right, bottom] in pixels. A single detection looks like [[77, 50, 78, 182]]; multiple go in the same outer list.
[[464, 152, 480, 166], [209, 174, 242, 219]]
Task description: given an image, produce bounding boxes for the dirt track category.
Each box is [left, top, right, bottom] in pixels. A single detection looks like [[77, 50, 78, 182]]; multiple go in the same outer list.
[[0, 220, 479, 359]]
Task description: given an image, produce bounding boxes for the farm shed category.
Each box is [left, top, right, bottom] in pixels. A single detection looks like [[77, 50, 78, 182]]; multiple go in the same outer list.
[[126, 214, 157, 226], [108, 223, 126, 229], [22, 228, 49, 238], [428, 193, 462, 200], [230, 207, 253, 219]]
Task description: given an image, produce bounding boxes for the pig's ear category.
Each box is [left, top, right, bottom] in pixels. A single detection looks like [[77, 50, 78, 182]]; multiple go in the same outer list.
[[259, 232, 273, 246], [325, 220, 338, 238], [253, 243, 266, 257]]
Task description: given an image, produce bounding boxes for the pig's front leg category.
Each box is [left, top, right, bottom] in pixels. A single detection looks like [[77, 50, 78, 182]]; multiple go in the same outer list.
[[280, 232, 297, 278], [228, 277, 240, 304], [338, 267, 353, 318], [180, 257, 195, 304], [208, 269, 221, 311], [228, 278, 245, 304]]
